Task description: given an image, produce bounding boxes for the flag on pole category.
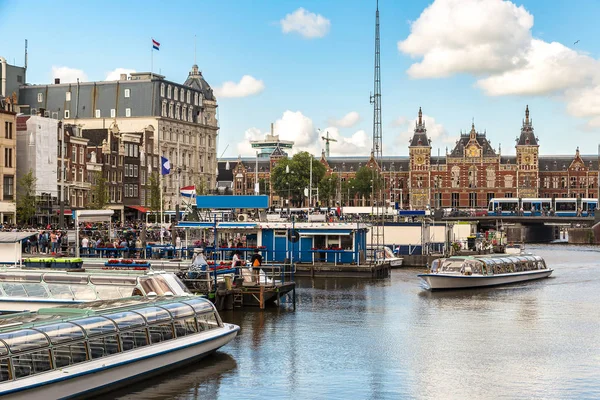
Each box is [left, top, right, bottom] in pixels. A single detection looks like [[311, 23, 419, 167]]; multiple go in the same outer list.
[[180, 186, 196, 198], [152, 38, 160, 51], [161, 157, 170, 175]]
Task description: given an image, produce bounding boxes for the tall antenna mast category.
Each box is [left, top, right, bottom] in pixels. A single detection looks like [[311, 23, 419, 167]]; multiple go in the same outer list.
[[370, 0, 382, 161]]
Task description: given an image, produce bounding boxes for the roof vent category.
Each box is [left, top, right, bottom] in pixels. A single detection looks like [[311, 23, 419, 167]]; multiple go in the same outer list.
[[54, 78, 60, 84]]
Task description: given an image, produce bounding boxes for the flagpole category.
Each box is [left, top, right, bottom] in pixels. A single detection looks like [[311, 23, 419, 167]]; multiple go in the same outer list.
[[151, 38, 154, 80]]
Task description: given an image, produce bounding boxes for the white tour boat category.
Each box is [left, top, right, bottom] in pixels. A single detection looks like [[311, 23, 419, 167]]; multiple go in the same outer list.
[[0, 269, 192, 313], [0, 296, 239, 399], [418, 254, 553, 290], [367, 246, 404, 267]]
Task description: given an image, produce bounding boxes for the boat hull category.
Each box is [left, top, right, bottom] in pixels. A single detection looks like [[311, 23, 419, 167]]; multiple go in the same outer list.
[[418, 269, 553, 290], [0, 323, 239, 399]]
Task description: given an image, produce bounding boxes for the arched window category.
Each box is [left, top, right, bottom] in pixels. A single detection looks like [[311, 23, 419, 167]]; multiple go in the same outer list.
[[175, 104, 180, 120], [168, 102, 174, 118], [182, 105, 187, 121], [181, 88, 185, 101], [167, 85, 172, 99], [194, 93, 199, 105], [160, 83, 165, 97], [188, 108, 193, 122], [174, 88, 178, 101], [468, 166, 477, 188], [161, 100, 167, 117], [486, 167, 495, 188], [186, 90, 191, 103], [451, 166, 460, 188]]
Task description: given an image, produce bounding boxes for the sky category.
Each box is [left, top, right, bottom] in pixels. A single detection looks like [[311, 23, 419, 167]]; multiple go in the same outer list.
[[2, 0, 600, 158]]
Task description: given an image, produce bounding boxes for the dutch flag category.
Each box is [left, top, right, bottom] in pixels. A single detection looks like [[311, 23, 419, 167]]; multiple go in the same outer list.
[[152, 38, 160, 51], [180, 186, 196, 198]]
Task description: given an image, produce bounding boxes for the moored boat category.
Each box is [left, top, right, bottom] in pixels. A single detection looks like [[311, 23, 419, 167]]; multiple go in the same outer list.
[[418, 254, 552, 290], [0, 296, 239, 399], [0, 269, 192, 313]]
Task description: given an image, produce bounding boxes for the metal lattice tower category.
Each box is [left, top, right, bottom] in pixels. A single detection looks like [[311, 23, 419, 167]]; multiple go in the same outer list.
[[370, 0, 385, 261]]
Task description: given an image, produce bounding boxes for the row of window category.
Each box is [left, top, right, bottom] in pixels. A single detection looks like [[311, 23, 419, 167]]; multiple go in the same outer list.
[[160, 130, 213, 147], [0, 313, 219, 382], [160, 84, 199, 106], [124, 164, 139, 178], [124, 183, 139, 198], [2, 176, 13, 201], [39, 88, 132, 105], [161, 101, 196, 122], [4, 148, 12, 169]]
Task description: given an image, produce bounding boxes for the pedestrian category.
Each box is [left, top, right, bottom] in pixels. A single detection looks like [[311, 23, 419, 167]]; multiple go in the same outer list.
[[250, 249, 263, 283], [81, 236, 89, 256]]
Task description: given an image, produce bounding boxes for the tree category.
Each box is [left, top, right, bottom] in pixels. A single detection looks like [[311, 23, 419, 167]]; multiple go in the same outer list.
[[258, 178, 270, 195], [349, 166, 382, 202], [195, 176, 208, 196], [16, 170, 37, 225], [271, 152, 326, 206], [89, 171, 109, 209], [148, 172, 162, 211], [318, 174, 339, 207]]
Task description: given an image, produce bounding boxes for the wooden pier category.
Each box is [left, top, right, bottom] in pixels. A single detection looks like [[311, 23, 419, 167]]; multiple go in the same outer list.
[[293, 262, 390, 278]]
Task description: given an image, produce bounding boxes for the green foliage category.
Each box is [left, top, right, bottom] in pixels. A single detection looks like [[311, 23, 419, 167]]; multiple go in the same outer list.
[[16, 170, 36, 225], [195, 176, 207, 196], [89, 171, 109, 209], [271, 152, 326, 206], [318, 174, 339, 207], [258, 178, 270, 195], [349, 166, 382, 199], [149, 172, 162, 212]]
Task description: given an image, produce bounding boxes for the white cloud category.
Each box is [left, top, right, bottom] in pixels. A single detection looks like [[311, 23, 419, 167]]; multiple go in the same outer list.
[[390, 116, 408, 127], [51, 66, 88, 83], [280, 8, 331, 39], [476, 40, 599, 96], [214, 75, 265, 98], [398, 0, 533, 78], [105, 68, 136, 81], [328, 111, 360, 128], [237, 111, 371, 157], [398, 0, 600, 128], [395, 114, 457, 148], [320, 127, 370, 156]]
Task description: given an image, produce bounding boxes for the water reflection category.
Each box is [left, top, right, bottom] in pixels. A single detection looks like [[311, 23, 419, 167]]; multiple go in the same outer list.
[[106, 352, 237, 400], [103, 245, 600, 399]]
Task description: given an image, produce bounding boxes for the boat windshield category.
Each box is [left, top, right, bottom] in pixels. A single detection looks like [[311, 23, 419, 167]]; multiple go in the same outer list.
[[139, 275, 175, 295], [440, 260, 464, 273]]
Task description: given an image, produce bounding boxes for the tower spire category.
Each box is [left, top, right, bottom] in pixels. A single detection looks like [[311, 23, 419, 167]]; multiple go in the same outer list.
[[525, 104, 529, 124], [370, 0, 382, 161], [418, 107, 422, 125]]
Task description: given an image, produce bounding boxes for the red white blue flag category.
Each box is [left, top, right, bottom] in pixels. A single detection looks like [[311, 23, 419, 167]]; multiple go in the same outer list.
[[152, 39, 160, 51], [180, 186, 196, 198]]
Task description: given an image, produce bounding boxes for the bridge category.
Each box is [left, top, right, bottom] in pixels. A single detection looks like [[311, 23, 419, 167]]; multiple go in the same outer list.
[[440, 215, 597, 243]]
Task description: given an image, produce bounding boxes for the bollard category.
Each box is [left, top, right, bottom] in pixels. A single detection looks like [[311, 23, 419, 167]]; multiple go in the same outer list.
[[224, 275, 232, 290]]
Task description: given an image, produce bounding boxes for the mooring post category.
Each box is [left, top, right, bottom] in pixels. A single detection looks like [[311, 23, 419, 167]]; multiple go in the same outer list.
[[259, 285, 265, 309]]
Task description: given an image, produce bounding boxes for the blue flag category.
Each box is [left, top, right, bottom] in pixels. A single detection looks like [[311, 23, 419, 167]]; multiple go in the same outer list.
[[161, 156, 171, 175]]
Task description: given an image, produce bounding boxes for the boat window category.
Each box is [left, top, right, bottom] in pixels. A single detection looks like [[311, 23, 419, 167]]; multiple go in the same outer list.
[[90, 276, 138, 286], [139, 276, 173, 295], [88, 335, 119, 359], [104, 312, 145, 330], [198, 313, 220, 331], [72, 317, 117, 336], [36, 323, 85, 344], [0, 329, 49, 353], [12, 349, 51, 379], [1, 283, 27, 297], [0, 343, 7, 356], [23, 283, 50, 298], [0, 358, 9, 382], [440, 261, 463, 273], [430, 259, 440, 273], [95, 286, 138, 300], [70, 285, 97, 301], [160, 274, 192, 295], [0, 273, 42, 283], [173, 318, 197, 337], [46, 284, 74, 299], [43, 275, 89, 285], [53, 341, 87, 368], [120, 329, 149, 351], [160, 302, 195, 318], [148, 323, 174, 343], [182, 298, 214, 315], [133, 307, 172, 324]]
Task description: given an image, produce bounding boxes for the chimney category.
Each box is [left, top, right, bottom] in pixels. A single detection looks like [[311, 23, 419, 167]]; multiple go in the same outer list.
[[54, 78, 60, 84], [120, 74, 127, 81]]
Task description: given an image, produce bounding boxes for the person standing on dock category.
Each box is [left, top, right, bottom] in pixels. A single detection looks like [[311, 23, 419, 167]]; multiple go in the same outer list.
[[250, 249, 263, 284]]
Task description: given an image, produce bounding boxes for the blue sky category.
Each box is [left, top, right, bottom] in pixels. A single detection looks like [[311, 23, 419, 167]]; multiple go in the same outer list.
[[2, 0, 600, 158]]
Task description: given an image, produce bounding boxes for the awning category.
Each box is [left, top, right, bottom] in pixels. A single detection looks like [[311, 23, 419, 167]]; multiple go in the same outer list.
[[299, 229, 353, 236], [0, 232, 38, 243], [55, 209, 73, 215], [126, 205, 149, 213]]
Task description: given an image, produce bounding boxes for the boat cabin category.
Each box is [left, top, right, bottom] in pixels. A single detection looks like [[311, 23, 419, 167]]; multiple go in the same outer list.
[[431, 255, 547, 275]]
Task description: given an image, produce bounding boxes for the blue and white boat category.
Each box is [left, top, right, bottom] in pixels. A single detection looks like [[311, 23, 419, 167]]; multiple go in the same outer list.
[[418, 254, 552, 290], [0, 296, 239, 399]]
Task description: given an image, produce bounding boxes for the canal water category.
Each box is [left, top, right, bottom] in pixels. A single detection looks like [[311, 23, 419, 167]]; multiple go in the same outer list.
[[112, 245, 600, 399]]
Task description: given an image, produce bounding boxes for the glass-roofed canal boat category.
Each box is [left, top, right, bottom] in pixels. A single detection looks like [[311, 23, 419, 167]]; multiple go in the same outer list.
[[418, 254, 553, 290], [0, 296, 239, 399], [0, 269, 192, 313]]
